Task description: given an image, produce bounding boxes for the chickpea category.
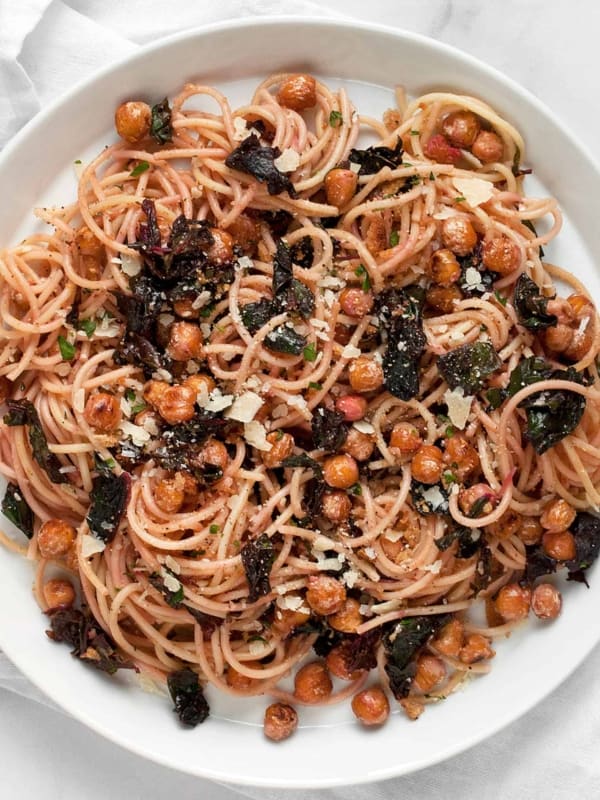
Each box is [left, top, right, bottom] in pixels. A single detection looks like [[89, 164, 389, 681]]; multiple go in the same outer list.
[[486, 510, 522, 540], [389, 421, 422, 459], [306, 574, 346, 615], [328, 597, 363, 633], [433, 618, 464, 658], [443, 434, 479, 481], [277, 74, 317, 111], [326, 646, 364, 681], [458, 483, 496, 517], [37, 519, 76, 559], [414, 654, 446, 693], [263, 703, 298, 741], [441, 217, 478, 256], [323, 453, 359, 489], [156, 385, 196, 424], [426, 285, 462, 313], [494, 583, 531, 621], [399, 697, 424, 720], [172, 297, 199, 319], [351, 687, 390, 726], [74, 226, 104, 279], [114, 100, 151, 142], [167, 322, 203, 362], [227, 664, 258, 691], [481, 236, 521, 275], [143, 380, 169, 407], [459, 634, 495, 664], [183, 373, 216, 396], [154, 475, 185, 513], [335, 394, 367, 422], [208, 229, 234, 265], [324, 168, 358, 208], [226, 214, 260, 256], [262, 431, 295, 468], [471, 130, 504, 163], [294, 661, 333, 704], [542, 530, 577, 561], [196, 438, 229, 471], [43, 578, 76, 609], [428, 249, 461, 286], [441, 110, 480, 148], [423, 134, 461, 164], [364, 215, 387, 255], [342, 428, 375, 461], [179, 472, 199, 506], [272, 605, 311, 637], [564, 294, 595, 362], [543, 323, 574, 354], [320, 490, 352, 523], [348, 356, 384, 393], [0, 375, 11, 404], [411, 445, 443, 485], [339, 287, 374, 318], [540, 498, 576, 533], [83, 392, 121, 432], [518, 516, 543, 546], [134, 408, 160, 435], [531, 583, 562, 620]]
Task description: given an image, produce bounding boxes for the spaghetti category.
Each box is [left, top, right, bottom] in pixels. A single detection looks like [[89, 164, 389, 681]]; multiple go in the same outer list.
[[0, 73, 599, 737]]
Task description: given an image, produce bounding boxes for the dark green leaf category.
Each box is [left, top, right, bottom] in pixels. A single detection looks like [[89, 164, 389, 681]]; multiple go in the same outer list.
[[281, 453, 324, 480], [77, 318, 96, 338], [471, 543, 493, 594], [514, 273, 556, 330], [436, 525, 481, 559], [4, 400, 67, 484], [86, 471, 131, 542], [311, 407, 348, 452], [47, 606, 133, 674], [354, 264, 371, 291], [225, 133, 297, 196], [289, 236, 314, 269], [565, 512, 600, 584], [348, 139, 403, 176], [265, 325, 306, 355], [167, 667, 209, 727], [240, 533, 275, 603], [1, 483, 33, 538], [150, 98, 173, 145], [520, 366, 586, 453], [241, 299, 277, 334], [521, 219, 545, 258], [383, 615, 449, 699], [149, 570, 184, 608], [437, 342, 501, 394], [389, 230, 400, 247]]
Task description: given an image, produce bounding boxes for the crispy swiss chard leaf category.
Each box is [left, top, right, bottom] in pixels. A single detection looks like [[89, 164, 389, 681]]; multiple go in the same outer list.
[[311, 407, 348, 452], [525, 546, 558, 583], [265, 325, 306, 355], [383, 615, 449, 699], [47, 606, 133, 674], [155, 412, 230, 475], [241, 299, 277, 335], [4, 400, 67, 484], [184, 605, 223, 634], [86, 470, 131, 543], [115, 333, 171, 377], [241, 533, 275, 603], [339, 628, 380, 672], [565, 512, 600, 584], [436, 525, 481, 559], [271, 240, 314, 319], [520, 366, 586, 454], [149, 570, 184, 608], [150, 97, 173, 145], [289, 236, 314, 268], [225, 133, 297, 196], [257, 209, 292, 237], [281, 453, 324, 480], [272, 238, 293, 297], [294, 617, 344, 656], [411, 480, 449, 516], [349, 139, 403, 175], [487, 355, 553, 409], [376, 286, 426, 401], [116, 273, 162, 339], [1, 482, 34, 538], [457, 246, 498, 297], [471, 543, 493, 594], [438, 342, 501, 394], [514, 273, 557, 330], [167, 667, 209, 727]]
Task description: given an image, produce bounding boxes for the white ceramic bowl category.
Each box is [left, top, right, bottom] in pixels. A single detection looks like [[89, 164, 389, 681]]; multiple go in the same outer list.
[[0, 16, 599, 789]]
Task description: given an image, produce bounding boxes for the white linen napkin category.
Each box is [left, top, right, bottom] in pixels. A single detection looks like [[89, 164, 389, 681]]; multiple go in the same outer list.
[[1, 3, 599, 799]]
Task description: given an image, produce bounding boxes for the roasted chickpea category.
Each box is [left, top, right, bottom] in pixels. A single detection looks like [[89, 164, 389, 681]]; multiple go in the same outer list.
[[156, 385, 196, 424], [328, 597, 363, 633], [277, 74, 317, 111], [208, 229, 234, 265], [428, 249, 461, 286], [226, 213, 260, 256], [37, 519, 76, 559], [351, 687, 390, 727], [325, 168, 358, 208], [540, 498, 576, 533], [43, 578, 76, 609], [441, 217, 478, 256], [323, 454, 359, 489], [399, 697, 425, 720], [486, 510, 522, 541], [348, 356, 384, 393], [143, 379, 169, 407], [335, 394, 368, 423], [414, 654, 446, 692], [306, 574, 346, 615], [196, 438, 229, 471], [172, 297, 199, 319], [83, 392, 121, 432], [272, 605, 311, 636], [458, 483, 495, 517], [320, 490, 352, 523], [183, 373, 216, 396], [326, 646, 364, 681], [433, 618, 464, 658], [74, 226, 105, 279], [543, 323, 575, 353], [424, 134, 462, 164], [114, 100, 151, 142], [459, 634, 495, 664], [294, 661, 333, 704], [263, 703, 298, 741], [471, 130, 504, 163], [518, 516, 543, 546], [364, 215, 387, 255], [542, 530, 577, 561], [494, 583, 531, 621], [443, 434, 479, 481], [167, 322, 203, 361], [564, 294, 595, 362], [411, 445, 443, 485], [339, 287, 374, 318], [441, 110, 480, 148], [389, 422, 422, 459], [342, 428, 375, 461], [154, 475, 185, 513], [531, 583, 562, 620], [481, 236, 521, 275], [426, 285, 462, 313], [262, 431, 294, 468], [227, 664, 259, 691]]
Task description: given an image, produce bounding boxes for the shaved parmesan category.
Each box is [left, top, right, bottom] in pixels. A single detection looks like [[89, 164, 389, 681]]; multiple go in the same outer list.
[[81, 534, 106, 558], [349, 161, 361, 174], [248, 639, 268, 656], [73, 388, 85, 413], [443, 386, 473, 430], [232, 116, 249, 141], [244, 420, 272, 451], [423, 559, 442, 574], [271, 403, 289, 419], [313, 535, 335, 552], [236, 256, 254, 271], [342, 569, 360, 588], [342, 344, 361, 359], [225, 391, 263, 422], [286, 395, 308, 412], [310, 318, 329, 330], [191, 290, 212, 310], [353, 420, 375, 434], [198, 388, 234, 413], [318, 275, 346, 290], [432, 207, 457, 220], [164, 555, 181, 575], [421, 486, 447, 511], [276, 594, 304, 611], [120, 252, 142, 277], [464, 266, 485, 292], [120, 420, 151, 446], [451, 177, 494, 207], [273, 148, 300, 173], [161, 568, 182, 594]]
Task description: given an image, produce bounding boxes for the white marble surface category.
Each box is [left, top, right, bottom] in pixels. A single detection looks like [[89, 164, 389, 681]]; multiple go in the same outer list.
[[0, 2, 599, 799]]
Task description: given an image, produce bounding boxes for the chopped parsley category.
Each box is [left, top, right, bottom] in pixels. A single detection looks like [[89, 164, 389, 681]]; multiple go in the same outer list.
[[303, 343, 318, 362], [329, 110, 343, 127], [209, 524, 220, 534], [308, 381, 323, 390], [354, 264, 371, 291], [389, 230, 400, 247], [77, 318, 96, 338], [130, 160, 151, 177], [57, 336, 75, 361]]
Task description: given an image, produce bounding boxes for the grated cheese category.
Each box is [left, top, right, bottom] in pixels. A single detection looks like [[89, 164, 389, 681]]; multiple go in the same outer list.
[[120, 252, 142, 277], [81, 534, 106, 558], [273, 148, 300, 173], [224, 391, 263, 422], [244, 420, 272, 451], [164, 555, 181, 575], [451, 176, 494, 207], [120, 420, 151, 446], [353, 420, 375, 434], [342, 344, 361, 359], [443, 386, 473, 430], [432, 206, 458, 220], [161, 568, 182, 594], [421, 486, 447, 511]]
